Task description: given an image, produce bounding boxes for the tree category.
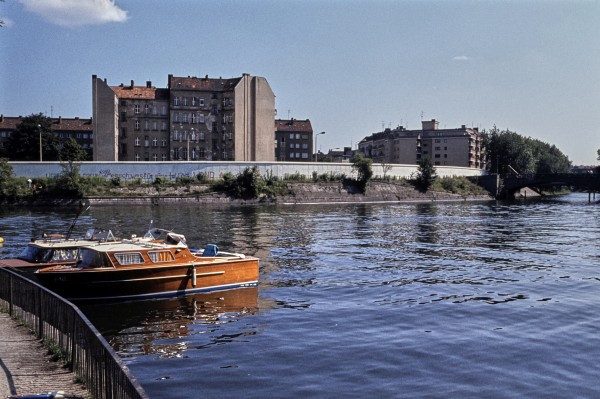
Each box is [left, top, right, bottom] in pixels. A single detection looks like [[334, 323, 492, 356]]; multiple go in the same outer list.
[[412, 157, 437, 193], [6, 113, 60, 161], [351, 153, 373, 193], [60, 138, 88, 162], [481, 127, 571, 175]]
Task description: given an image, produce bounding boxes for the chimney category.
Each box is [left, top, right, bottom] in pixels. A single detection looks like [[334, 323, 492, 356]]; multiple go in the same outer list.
[[146, 81, 152, 88], [130, 80, 134, 88], [58, 116, 62, 124]]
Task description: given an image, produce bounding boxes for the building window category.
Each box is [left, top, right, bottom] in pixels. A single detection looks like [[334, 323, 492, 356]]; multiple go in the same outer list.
[[161, 121, 168, 131], [134, 105, 140, 114], [173, 97, 179, 106], [144, 104, 150, 115], [191, 97, 197, 106], [199, 114, 205, 123], [135, 120, 140, 130], [174, 113, 179, 123], [152, 137, 158, 147], [162, 139, 167, 147], [161, 154, 167, 161], [183, 113, 188, 123], [152, 154, 158, 161], [134, 137, 140, 146], [135, 153, 140, 161], [152, 105, 157, 115], [199, 98, 205, 107], [144, 120, 149, 130], [152, 121, 158, 130], [199, 148, 205, 159], [161, 105, 167, 115]]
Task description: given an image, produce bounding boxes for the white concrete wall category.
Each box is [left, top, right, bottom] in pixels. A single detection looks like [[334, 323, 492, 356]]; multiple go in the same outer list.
[[8, 161, 485, 182]]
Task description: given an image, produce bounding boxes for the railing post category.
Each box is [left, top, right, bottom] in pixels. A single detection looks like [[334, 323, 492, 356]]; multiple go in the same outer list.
[[37, 288, 43, 338], [8, 275, 13, 317]]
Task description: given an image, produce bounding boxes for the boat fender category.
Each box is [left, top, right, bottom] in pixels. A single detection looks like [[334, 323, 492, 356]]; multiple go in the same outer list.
[[0, 237, 4, 243], [191, 265, 197, 287]]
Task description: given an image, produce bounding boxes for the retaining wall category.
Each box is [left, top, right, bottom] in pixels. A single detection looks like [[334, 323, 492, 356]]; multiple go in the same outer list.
[[9, 161, 486, 182]]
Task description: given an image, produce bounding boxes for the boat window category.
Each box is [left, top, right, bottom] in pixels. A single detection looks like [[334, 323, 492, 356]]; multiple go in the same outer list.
[[50, 248, 79, 262], [79, 248, 111, 268], [148, 250, 174, 263], [115, 252, 144, 265]]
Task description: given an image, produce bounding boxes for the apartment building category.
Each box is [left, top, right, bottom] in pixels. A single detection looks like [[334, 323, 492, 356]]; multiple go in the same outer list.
[[275, 119, 313, 161], [0, 115, 93, 159], [358, 119, 485, 168], [92, 74, 276, 162]]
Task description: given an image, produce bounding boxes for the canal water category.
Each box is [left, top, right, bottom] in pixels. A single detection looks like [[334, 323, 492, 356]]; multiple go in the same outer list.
[[1, 193, 599, 398]]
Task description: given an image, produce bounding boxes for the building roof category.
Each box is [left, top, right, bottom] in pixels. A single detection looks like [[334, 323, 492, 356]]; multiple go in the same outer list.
[[275, 119, 313, 133], [169, 75, 242, 92], [0, 116, 93, 132], [111, 83, 169, 101], [0, 116, 21, 130], [52, 117, 93, 132]]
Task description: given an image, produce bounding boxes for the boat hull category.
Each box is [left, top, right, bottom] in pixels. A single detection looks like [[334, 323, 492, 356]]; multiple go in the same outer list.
[[35, 257, 259, 301]]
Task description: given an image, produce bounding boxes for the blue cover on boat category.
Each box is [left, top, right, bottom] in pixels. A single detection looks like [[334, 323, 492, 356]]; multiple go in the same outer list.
[[202, 244, 219, 257]]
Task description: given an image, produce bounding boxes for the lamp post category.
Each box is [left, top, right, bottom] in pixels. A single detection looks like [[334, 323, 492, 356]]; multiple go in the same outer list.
[[314, 131, 325, 162], [38, 124, 42, 162]]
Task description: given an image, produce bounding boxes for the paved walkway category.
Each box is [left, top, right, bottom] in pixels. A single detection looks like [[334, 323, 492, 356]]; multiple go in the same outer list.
[[0, 312, 90, 399]]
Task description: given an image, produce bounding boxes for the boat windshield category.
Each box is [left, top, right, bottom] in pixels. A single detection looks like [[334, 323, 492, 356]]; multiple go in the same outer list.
[[78, 248, 112, 268], [18, 246, 80, 263], [17, 246, 52, 263]]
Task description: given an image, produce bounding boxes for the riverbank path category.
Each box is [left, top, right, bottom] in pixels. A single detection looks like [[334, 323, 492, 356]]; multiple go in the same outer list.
[[0, 312, 90, 399]]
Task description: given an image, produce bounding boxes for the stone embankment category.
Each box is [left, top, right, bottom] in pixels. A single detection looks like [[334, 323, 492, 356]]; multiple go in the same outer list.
[[85, 182, 493, 206]]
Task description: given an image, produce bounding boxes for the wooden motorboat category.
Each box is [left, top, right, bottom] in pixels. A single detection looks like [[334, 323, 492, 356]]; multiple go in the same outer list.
[[34, 238, 259, 301], [0, 228, 118, 273]]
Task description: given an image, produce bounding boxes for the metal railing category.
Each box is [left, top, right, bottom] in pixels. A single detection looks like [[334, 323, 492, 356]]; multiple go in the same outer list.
[[0, 268, 148, 399]]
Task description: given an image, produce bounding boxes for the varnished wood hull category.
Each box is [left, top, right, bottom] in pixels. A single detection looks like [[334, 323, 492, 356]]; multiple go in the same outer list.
[[35, 257, 259, 301]]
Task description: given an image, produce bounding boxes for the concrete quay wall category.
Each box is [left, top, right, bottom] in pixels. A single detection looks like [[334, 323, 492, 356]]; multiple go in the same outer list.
[[9, 161, 485, 182]]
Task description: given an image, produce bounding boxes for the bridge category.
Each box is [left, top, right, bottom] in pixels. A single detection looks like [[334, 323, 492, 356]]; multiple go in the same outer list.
[[501, 173, 600, 199], [476, 173, 600, 199]]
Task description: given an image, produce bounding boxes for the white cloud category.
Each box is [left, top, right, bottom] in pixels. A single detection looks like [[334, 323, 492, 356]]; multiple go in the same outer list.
[[20, 0, 128, 27], [452, 55, 471, 61]]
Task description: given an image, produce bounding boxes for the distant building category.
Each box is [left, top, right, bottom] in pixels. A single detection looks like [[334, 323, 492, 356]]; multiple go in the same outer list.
[[0, 115, 93, 158], [275, 119, 313, 162], [326, 147, 354, 162], [358, 119, 485, 168], [92, 73, 276, 162]]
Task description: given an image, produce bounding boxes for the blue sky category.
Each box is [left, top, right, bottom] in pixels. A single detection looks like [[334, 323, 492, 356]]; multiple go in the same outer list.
[[2, 0, 599, 165]]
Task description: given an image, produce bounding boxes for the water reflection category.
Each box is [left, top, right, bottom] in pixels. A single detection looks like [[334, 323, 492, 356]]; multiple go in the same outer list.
[[80, 287, 265, 359]]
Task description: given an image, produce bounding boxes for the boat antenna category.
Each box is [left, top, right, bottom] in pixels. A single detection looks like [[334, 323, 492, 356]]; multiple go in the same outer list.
[[65, 201, 90, 240]]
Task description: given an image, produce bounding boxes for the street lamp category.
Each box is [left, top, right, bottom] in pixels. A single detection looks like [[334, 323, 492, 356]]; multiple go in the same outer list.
[[314, 131, 325, 162], [38, 124, 42, 162]]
